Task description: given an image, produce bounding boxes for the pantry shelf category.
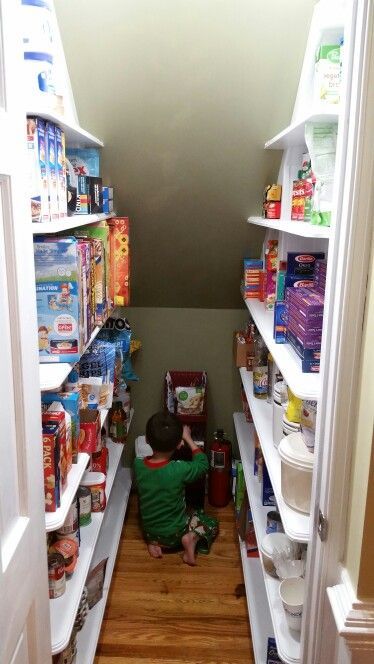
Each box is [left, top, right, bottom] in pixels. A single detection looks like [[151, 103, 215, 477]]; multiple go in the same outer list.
[[50, 440, 124, 654], [243, 298, 320, 400], [234, 412, 302, 664], [238, 538, 273, 664], [238, 375, 310, 543], [27, 110, 103, 147], [247, 216, 330, 239], [32, 213, 114, 234], [76, 466, 132, 664], [265, 110, 339, 150], [45, 453, 89, 532], [39, 314, 114, 392]]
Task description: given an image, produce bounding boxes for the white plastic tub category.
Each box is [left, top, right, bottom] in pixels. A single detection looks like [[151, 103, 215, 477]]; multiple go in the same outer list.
[[278, 433, 314, 514], [260, 532, 293, 578]]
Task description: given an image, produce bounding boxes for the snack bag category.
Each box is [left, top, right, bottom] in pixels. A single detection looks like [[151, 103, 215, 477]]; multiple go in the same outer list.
[[175, 386, 205, 415]]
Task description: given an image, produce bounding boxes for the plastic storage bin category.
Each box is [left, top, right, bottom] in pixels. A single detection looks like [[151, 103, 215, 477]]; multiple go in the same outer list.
[[278, 433, 314, 514]]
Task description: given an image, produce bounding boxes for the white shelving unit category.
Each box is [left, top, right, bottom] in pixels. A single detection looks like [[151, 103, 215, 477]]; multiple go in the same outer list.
[[243, 298, 320, 400], [247, 216, 330, 240], [264, 110, 339, 150], [239, 369, 310, 543], [76, 466, 131, 664], [234, 412, 301, 664], [32, 212, 114, 235], [39, 315, 113, 392], [239, 539, 274, 664], [50, 439, 125, 654], [45, 453, 89, 532], [27, 109, 103, 147]]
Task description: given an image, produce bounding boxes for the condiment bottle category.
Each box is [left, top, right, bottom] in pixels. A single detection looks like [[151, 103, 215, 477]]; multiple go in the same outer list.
[[253, 333, 268, 399]]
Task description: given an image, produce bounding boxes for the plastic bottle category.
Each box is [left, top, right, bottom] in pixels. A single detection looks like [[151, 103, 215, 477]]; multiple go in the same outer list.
[[109, 401, 127, 443], [253, 333, 268, 399]]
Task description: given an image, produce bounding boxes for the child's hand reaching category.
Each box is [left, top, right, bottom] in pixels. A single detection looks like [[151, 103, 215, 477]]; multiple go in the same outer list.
[[182, 425, 199, 452]]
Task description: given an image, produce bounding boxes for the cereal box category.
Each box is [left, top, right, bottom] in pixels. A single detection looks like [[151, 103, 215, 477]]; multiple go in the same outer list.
[[42, 408, 67, 492], [42, 391, 80, 464], [27, 117, 49, 222], [66, 147, 100, 177], [107, 217, 130, 306], [56, 126, 67, 220], [34, 236, 81, 362], [42, 423, 60, 512], [46, 122, 59, 221]]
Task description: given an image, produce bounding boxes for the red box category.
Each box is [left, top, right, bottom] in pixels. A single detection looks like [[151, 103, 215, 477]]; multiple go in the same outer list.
[[107, 217, 130, 307], [79, 409, 101, 453], [42, 424, 60, 512], [264, 201, 281, 219], [42, 410, 67, 492]]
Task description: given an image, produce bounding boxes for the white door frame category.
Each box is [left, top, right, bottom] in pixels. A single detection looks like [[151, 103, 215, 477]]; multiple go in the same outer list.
[[303, 0, 374, 662]]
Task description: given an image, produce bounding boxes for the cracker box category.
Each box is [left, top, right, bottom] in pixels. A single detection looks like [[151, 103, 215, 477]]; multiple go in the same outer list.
[[107, 217, 130, 306], [42, 423, 61, 512], [42, 408, 67, 492], [79, 409, 101, 454], [42, 390, 81, 464], [46, 122, 59, 221], [55, 126, 67, 220], [66, 147, 100, 177], [34, 236, 81, 362], [27, 117, 49, 223]]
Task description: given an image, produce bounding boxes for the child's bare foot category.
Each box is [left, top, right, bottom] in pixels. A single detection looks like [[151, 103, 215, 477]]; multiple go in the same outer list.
[[148, 543, 163, 558], [181, 532, 198, 566]]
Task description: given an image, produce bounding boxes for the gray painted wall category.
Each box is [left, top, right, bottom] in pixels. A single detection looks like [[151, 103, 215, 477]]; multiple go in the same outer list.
[[56, 0, 314, 308]]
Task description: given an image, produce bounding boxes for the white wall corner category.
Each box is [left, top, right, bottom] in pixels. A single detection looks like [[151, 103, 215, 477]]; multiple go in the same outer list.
[[328, 568, 374, 655]]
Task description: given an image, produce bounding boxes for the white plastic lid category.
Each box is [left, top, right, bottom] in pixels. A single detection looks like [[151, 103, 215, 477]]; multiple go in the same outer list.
[[279, 432, 314, 470], [81, 471, 106, 487], [283, 413, 301, 429], [260, 532, 292, 557]]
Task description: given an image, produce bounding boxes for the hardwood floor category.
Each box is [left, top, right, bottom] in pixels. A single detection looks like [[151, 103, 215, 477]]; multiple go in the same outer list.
[[94, 493, 254, 664]]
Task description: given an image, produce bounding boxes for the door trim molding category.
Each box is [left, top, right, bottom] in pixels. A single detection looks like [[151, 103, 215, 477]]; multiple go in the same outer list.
[[328, 568, 374, 651]]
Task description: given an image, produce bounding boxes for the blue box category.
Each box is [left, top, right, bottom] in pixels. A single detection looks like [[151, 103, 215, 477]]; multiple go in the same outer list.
[[262, 463, 276, 506], [42, 390, 81, 464], [273, 301, 287, 343], [284, 275, 314, 289], [66, 147, 100, 177], [286, 328, 321, 359], [287, 252, 325, 276], [267, 638, 282, 664]]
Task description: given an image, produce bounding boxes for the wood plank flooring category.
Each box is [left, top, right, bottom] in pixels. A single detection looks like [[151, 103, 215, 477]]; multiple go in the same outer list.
[[94, 494, 254, 664]]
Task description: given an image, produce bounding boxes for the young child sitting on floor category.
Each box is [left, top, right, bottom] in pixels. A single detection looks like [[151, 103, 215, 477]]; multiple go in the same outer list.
[[134, 411, 218, 565]]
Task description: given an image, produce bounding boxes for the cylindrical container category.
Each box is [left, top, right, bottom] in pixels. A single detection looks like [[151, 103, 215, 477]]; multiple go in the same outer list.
[[260, 532, 293, 577], [282, 413, 301, 437], [300, 400, 317, 452], [252, 334, 268, 399], [278, 433, 314, 514], [57, 497, 78, 536], [56, 529, 80, 551], [24, 51, 55, 100], [77, 486, 92, 526], [80, 472, 106, 512], [48, 552, 66, 599], [22, 0, 53, 53], [49, 538, 78, 577], [266, 510, 284, 534], [273, 382, 285, 448], [208, 430, 232, 507], [279, 577, 305, 632]]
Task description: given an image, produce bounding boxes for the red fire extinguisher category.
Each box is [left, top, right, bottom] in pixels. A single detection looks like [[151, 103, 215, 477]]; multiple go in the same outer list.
[[208, 429, 232, 507]]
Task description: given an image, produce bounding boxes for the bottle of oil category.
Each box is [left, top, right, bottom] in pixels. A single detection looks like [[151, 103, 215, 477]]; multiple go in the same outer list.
[[253, 333, 268, 399]]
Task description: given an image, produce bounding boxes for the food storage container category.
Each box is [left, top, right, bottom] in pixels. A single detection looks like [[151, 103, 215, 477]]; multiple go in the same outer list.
[[260, 532, 293, 577], [278, 433, 314, 514], [282, 413, 301, 437], [81, 471, 106, 512]]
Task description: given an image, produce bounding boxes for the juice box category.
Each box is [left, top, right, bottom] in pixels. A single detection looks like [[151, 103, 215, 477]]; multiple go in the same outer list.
[[34, 236, 81, 362], [27, 117, 49, 222], [55, 126, 67, 220], [46, 122, 59, 221], [42, 391, 81, 464], [107, 217, 130, 306]]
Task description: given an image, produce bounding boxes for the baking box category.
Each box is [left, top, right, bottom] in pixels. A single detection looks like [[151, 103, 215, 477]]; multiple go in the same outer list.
[[107, 217, 130, 306], [34, 236, 81, 362], [66, 147, 100, 177], [79, 409, 101, 454], [233, 330, 254, 367], [42, 423, 61, 512], [42, 391, 81, 464], [27, 116, 49, 223], [46, 122, 59, 221]]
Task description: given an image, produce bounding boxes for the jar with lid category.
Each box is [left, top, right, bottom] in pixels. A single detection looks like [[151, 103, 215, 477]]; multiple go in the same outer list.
[[252, 333, 268, 399]]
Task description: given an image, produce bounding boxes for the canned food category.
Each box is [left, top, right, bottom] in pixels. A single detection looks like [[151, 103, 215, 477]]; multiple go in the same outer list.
[[266, 510, 284, 534], [80, 472, 106, 512], [50, 538, 78, 576], [78, 486, 92, 526], [48, 553, 66, 599], [57, 497, 78, 535]]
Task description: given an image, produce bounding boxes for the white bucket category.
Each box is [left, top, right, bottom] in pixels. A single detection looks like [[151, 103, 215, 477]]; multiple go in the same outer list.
[[22, 0, 54, 54], [278, 433, 314, 514], [24, 51, 55, 103]]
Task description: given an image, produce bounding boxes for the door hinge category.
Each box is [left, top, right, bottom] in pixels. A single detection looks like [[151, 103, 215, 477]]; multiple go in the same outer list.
[[318, 510, 328, 542]]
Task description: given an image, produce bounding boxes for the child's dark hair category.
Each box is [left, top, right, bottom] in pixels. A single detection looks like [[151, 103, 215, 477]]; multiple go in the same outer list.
[[146, 411, 183, 452]]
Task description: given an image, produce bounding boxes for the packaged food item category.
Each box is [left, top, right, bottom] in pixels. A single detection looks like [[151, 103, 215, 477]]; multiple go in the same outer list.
[[50, 538, 78, 576], [265, 270, 277, 310], [305, 122, 338, 226], [102, 186, 114, 214], [46, 121, 59, 221], [300, 400, 317, 451], [79, 339, 116, 408], [262, 463, 276, 506], [107, 217, 130, 306], [284, 275, 315, 289], [243, 258, 263, 299], [79, 409, 101, 453], [234, 461, 245, 515], [42, 391, 80, 463], [88, 176, 103, 213], [91, 446, 109, 475], [254, 430, 263, 481], [42, 407, 67, 492], [314, 44, 341, 106], [253, 334, 268, 399], [34, 236, 80, 362], [27, 117, 49, 222], [86, 558, 108, 609], [77, 486, 92, 526], [276, 261, 287, 301], [266, 510, 284, 534], [291, 179, 313, 221], [46, 401, 72, 473], [263, 185, 282, 219], [265, 240, 278, 272], [55, 126, 67, 220], [74, 587, 89, 633], [267, 637, 282, 664], [108, 401, 127, 443], [75, 174, 90, 214], [42, 423, 60, 512], [48, 553, 66, 599], [66, 148, 100, 177], [273, 302, 287, 343], [80, 472, 106, 512], [175, 386, 205, 415], [286, 251, 325, 276], [233, 330, 254, 368], [245, 508, 258, 557], [285, 387, 303, 423]]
